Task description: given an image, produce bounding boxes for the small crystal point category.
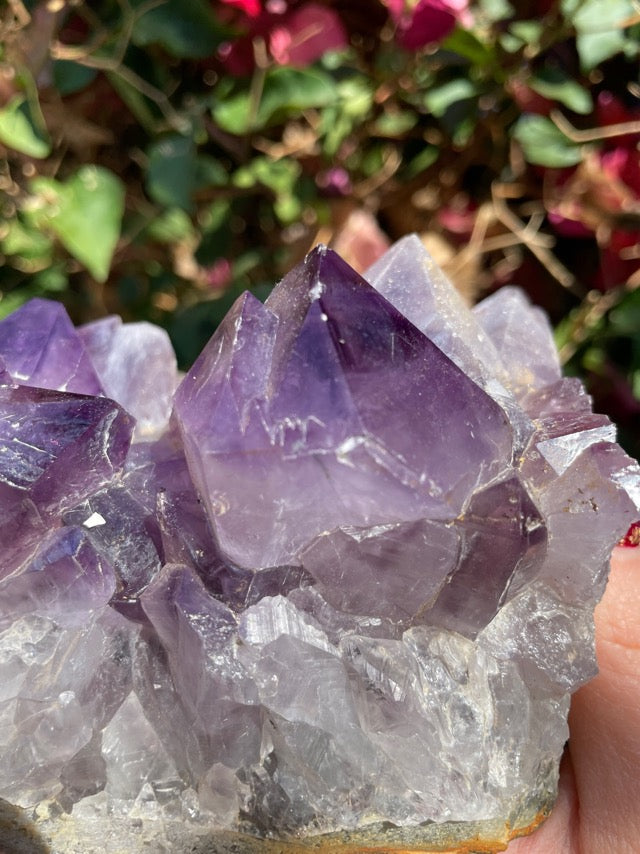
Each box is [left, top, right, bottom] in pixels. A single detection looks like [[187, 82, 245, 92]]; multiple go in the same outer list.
[[0, 298, 103, 395], [79, 317, 178, 439], [0, 385, 133, 547]]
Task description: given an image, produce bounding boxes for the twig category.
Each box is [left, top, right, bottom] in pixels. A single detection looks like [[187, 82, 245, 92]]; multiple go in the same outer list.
[[557, 286, 626, 364], [50, 0, 183, 130], [550, 108, 640, 143], [354, 148, 401, 198], [7, 0, 30, 28], [491, 183, 583, 295]]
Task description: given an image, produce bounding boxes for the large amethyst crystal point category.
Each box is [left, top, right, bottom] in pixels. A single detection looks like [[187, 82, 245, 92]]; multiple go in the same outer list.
[[174, 246, 513, 572], [1, 238, 639, 854]]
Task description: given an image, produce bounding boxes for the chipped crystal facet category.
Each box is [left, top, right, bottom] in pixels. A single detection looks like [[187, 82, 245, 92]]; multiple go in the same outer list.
[[0, 238, 639, 853]]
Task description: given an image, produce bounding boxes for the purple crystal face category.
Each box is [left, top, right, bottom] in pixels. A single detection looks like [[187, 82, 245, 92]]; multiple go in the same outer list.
[[79, 317, 178, 438], [174, 247, 513, 573], [0, 298, 104, 395], [1, 241, 639, 852]]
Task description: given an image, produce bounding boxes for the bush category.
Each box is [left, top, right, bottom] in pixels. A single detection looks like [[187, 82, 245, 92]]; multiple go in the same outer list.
[[1, 0, 639, 454]]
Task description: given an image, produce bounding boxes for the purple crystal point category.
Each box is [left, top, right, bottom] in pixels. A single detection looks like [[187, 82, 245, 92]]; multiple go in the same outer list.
[[79, 317, 178, 438], [365, 234, 505, 385], [364, 235, 535, 455], [175, 245, 513, 569], [425, 475, 546, 636], [0, 298, 103, 394], [473, 286, 562, 397], [63, 485, 163, 619], [0, 527, 116, 628], [0, 385, 133, 549]]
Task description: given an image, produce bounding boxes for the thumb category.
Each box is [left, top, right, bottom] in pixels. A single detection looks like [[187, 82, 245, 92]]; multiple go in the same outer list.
[[569, 545, 640, 854]]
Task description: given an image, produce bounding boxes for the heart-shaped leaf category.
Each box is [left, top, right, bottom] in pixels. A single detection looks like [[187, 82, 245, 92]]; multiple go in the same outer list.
[[30, 167, 125, 281]]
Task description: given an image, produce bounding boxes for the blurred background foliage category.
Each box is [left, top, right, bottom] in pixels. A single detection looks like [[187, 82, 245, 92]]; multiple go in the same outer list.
[[1, 0, 640, 456]]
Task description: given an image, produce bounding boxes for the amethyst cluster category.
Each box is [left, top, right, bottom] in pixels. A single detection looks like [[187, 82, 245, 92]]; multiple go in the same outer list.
[[0, 236, 638, 853]]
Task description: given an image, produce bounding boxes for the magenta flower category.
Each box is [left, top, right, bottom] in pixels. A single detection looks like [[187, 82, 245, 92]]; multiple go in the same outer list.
[[387, 0, 471, 50], [204, 258, 233, 290], [219, 0, 262, 17], [315, 166, 352, 197], [269, 3, 347, 66], [218, 1, 347, 74]]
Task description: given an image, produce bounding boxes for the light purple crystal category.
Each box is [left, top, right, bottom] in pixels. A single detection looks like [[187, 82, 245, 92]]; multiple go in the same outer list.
[[79, 316, 178, 438], [0, 238, 639, 853], [0, 297, 103, 395]]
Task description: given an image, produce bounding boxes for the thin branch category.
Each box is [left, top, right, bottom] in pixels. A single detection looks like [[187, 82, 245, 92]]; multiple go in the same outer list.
[[492, 184, 583, 295], [557, 286, 626, 364], [550, 108, 640, 143], [354, 148, 401, 198]]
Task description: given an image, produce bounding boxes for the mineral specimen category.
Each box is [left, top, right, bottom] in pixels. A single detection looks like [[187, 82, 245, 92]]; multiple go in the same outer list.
[[1, 237, 639, 854]]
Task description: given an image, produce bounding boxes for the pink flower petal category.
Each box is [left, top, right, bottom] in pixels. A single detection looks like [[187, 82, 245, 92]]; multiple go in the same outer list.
[[397, 0, 459, 50], [219, 0, 262, 17], [271, 3, 348, 67]]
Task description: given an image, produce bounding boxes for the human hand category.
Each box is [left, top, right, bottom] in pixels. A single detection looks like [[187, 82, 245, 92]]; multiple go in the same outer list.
[[507, 546, 640, 853]]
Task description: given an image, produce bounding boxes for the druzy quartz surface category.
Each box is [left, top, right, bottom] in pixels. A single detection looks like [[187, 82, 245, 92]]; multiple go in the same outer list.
[[1, 238, 639, 853]]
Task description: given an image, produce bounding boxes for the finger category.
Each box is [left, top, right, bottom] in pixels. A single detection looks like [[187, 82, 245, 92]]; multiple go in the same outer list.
[[568, 546, 640, 854], [506, 753, 579, 853]]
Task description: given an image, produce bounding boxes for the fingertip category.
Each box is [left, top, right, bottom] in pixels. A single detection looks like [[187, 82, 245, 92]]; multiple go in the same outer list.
[[595, 545, 640, 656], [569, 544, 640, 853]]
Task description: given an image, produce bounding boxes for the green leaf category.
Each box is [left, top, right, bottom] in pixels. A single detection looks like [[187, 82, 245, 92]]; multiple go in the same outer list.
[[562, 0, 636, 70], [529, 69, 593, 114], [609, 290, 640, 335], [509, 21, 543, 44], [53, 60, 97, 96], [441, 28, 496, 66], [424, 79, 477, 118], [131, 0, 226, 58], [404, 145, 440, 179], [373, 110, 417, 137], [479, 0, 514, 22], [30, 166, 125, 281], [33, 263, 68, 293], [194, 155, 228, 188], [0, 288, 38, 319], [499, 32, 525, 53], [146, 208, 196, 243], [337, 76, 374, 119], [563, 0, 634, 32], [213, 67, 339, 134], [512, 114, 583, 168], [577, 29, 627, 70], [239, 157, 300, 194], [1, 218, 53, 260], [146, 134, 197, 211], [274, 194, 302, 224], [0, 95, 50, 158]]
